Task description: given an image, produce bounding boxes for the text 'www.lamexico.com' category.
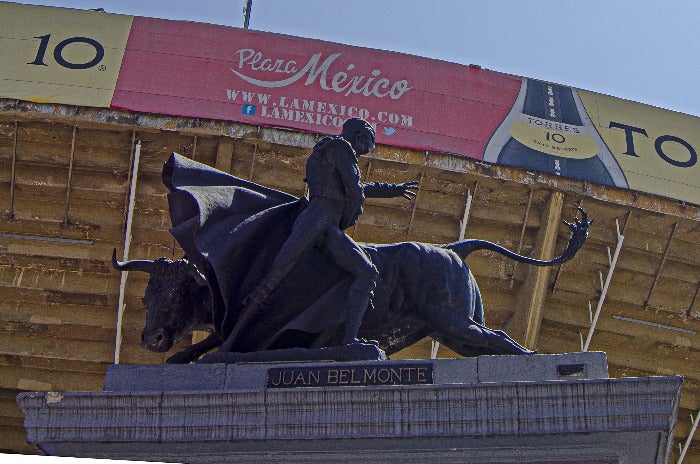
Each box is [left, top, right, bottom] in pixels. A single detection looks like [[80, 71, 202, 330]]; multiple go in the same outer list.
[[226, 89, 414, 130]]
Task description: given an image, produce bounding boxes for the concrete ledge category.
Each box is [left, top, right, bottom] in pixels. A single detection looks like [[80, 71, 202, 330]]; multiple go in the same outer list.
[[103, 352, 608, 392], [18, 375, 681, 463], [17, 353, 680, 463]]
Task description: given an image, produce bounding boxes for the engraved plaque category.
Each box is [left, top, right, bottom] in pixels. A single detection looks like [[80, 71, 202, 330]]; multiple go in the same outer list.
[[267, 363, 433, 388]]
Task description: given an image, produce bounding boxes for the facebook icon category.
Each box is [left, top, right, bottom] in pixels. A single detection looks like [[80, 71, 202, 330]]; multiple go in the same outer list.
[[242, 104, 256, 115]]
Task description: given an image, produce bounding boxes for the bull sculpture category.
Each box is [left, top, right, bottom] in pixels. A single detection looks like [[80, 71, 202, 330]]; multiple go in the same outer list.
[[112, 154, 592, 364], [114, 208, 590, 364]]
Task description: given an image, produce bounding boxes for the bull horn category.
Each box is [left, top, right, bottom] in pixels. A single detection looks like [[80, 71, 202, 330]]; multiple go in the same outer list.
[[111, 249, 155, 273]]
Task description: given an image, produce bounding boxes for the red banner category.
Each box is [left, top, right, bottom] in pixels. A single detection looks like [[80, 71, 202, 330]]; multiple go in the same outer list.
[[112, 17, 521, 159], [3, 3, 699, 205]]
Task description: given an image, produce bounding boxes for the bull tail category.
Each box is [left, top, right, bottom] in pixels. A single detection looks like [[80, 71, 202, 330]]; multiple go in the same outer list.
[[443, 207, 593, 267], [443, 239, 571, 266]]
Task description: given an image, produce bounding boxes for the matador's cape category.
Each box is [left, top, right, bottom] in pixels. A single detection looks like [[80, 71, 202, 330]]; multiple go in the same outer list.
[[162, 153, 354, 352]]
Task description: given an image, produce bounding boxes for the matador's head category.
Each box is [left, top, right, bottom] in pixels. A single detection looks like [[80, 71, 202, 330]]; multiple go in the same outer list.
[[340, 118, 375, 156]]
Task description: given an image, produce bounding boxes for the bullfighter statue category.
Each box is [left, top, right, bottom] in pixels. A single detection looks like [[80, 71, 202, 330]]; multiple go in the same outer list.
[[113, 118, 592, 364], [220, 118, 417, 352]]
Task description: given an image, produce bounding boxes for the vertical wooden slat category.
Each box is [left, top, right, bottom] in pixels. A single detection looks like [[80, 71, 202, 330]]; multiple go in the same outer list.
[[507, 190, 564, 350], [249, 143, 258, 180], [114, 139, 142, 364], [644, 222, 678, 310], [122, 131, 137, 228], [510, 188, 534, 288], [62, 125, 77, 225], [8, 120, 18, 218], [405, 171, 424, 239], [687, 281, 700, 319], [215, 138, 234, 172]]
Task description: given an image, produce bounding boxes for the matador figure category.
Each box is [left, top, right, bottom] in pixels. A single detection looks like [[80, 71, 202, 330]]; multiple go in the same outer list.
[[220, 118, 417, 351]]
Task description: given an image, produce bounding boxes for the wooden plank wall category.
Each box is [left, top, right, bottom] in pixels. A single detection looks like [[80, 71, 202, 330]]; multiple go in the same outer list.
[[0, 101, 697, 460]]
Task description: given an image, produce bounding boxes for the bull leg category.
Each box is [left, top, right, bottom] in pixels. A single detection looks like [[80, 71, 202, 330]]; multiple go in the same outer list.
[[166, 332, 222, 364], [424, 305, 534, 355], [475, 324, 535, 355]]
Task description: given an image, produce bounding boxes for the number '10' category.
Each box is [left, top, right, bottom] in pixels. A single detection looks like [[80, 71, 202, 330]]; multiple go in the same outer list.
[[545, 132, 566, 143], [28, 34, 105, 70]]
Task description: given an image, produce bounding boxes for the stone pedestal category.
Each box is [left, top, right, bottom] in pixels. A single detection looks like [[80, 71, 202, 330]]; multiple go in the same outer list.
[[17, 352, 682, 463]]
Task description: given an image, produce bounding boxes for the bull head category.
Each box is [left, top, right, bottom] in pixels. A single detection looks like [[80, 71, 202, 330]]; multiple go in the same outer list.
[[112, 249, 209, 353]]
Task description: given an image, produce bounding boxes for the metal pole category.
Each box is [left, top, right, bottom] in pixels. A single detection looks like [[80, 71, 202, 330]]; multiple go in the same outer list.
[[243, 0, 253, 29], [405, 171, 424, 240], [458, 189, 474, 241], [430, 340, 440, 359], [583, 219, 624, 352], [114, 139, 142, 364], [678, 410, 700, 463], [9, 120, 18, 219], [432, 186, 475, 358], [63, 126, 77, 224], [510, 188, 532, 288]]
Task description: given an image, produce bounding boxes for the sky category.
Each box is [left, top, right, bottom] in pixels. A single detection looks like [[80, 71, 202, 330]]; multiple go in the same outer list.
[[5, 0, 700, 117]]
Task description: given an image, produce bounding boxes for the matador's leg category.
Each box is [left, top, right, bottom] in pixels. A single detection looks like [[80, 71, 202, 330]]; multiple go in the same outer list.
[[244, 200, 333, 307], [324, 227, 378, 344], [219, 201, 332, 352]]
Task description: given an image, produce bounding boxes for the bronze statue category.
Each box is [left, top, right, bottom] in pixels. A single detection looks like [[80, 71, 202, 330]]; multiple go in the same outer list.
[[221, 118, 417, 351], [112, 118, 593, 363], [113, 216, 593, 363]]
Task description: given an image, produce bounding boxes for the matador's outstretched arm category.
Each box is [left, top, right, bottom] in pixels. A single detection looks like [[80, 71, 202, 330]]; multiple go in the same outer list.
[[363, 181, 418, 200]]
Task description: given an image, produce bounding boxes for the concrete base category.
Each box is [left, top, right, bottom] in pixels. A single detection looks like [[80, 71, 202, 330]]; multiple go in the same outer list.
[[17, 352, 682, 463]]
